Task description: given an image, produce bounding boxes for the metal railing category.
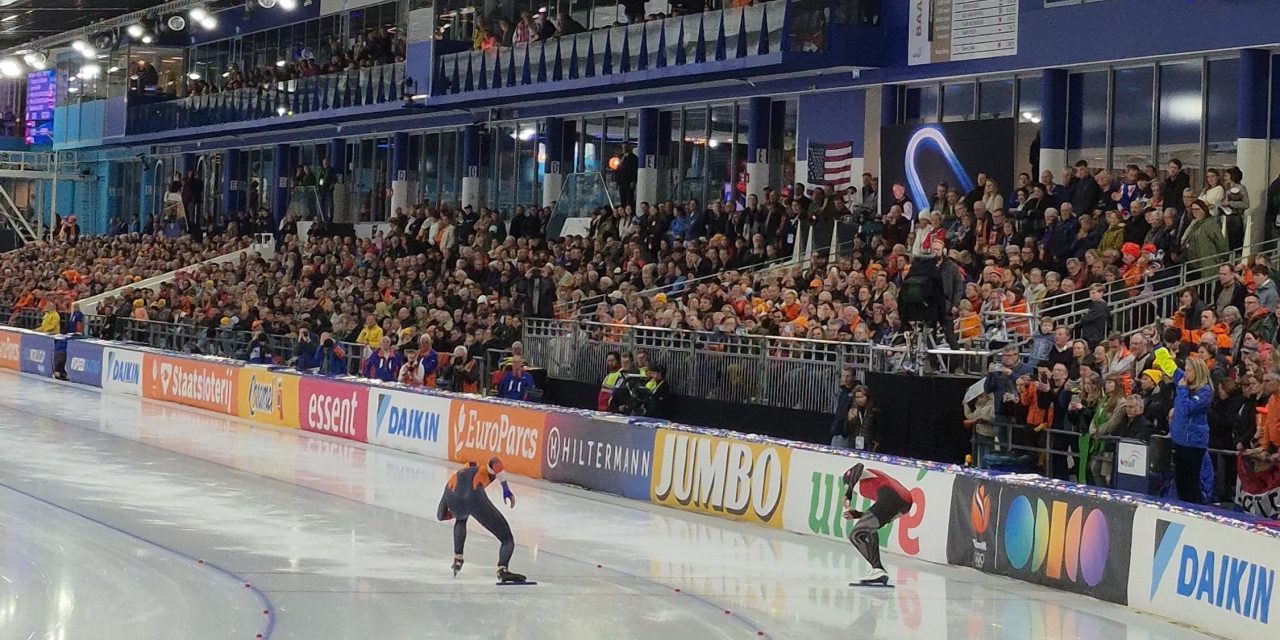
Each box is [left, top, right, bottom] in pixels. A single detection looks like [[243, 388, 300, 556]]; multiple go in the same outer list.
[[436, 1, 795, 96], [1034, 237, 1280, 326], [522, 317, 998, 412], [127, 63, 406, 134]]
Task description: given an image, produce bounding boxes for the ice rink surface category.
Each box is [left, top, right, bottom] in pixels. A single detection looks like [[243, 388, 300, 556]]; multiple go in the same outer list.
[[0, 371, 1218, 640]]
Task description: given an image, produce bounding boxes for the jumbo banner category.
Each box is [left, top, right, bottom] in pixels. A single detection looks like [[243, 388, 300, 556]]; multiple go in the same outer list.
[[102, 347, 143, 395], [1129, 506, 1280, 639], [297, 376, 368, 444], [947, 475, 1135, 605], [143, 353, 239, 415], [237, 366, 301, 429], [651, 431, 790, 528], [367, 387, 450, 460], [0, 329, 20, 370], [19, 332, 56, 377], [781, 449, 954, 564], [541, 414, 655, 501], [66, 340, 104, 387], [451, 399, 545, 478]]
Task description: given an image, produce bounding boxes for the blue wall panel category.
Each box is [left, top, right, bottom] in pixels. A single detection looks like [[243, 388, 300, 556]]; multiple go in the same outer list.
[[796, 89, 865, 161]]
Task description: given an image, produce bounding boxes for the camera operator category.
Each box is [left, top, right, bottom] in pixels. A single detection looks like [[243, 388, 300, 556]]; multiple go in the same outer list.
[[399, 348, 425, 387], [644, 363, 674, 418]]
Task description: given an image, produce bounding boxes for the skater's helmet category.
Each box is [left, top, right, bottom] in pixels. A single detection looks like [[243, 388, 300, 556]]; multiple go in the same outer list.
[[488, 457, 505, 474], [842, 463, 865, 487]]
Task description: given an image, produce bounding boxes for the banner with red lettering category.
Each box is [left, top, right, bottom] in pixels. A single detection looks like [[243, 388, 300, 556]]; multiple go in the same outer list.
[[297, 376, 369, 444]]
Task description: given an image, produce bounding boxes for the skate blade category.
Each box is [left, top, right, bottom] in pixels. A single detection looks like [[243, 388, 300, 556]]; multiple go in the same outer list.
[[496, 580, 538, 586], [849, 581, 894, 588]]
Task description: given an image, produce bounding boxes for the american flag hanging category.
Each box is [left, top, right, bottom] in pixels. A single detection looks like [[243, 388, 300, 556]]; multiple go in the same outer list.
[[806, 141, 854, 189]]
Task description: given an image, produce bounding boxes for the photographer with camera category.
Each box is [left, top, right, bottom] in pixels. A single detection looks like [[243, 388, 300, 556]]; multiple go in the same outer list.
[[293, 325, 320, 370], [314, 332, 347, 376], [399, 348, 426, 387]]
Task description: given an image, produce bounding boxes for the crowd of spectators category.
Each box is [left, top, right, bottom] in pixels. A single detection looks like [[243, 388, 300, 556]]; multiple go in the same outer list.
[[138, 29, 406, 99]]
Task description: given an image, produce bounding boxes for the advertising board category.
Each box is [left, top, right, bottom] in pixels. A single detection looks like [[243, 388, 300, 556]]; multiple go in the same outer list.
[[0, 329, 20, 370], [102, 347, 143, 395], [297, 376, 368, 443], [236, 367, 301, 429], [142, 353, 239, 415], [781, 449, 955, 564], [947, 475, 1135, 604], [19, 332, 56, 377], [450, 399, 545, 478], [66, 340, 105, 387], [651, 431, 790, 528], [1129, 506, 1279, 639], [367, 387, 451, 459], [541, 414, 655, 501]]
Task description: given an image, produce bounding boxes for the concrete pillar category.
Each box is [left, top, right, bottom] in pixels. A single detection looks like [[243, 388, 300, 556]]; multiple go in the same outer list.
[[1238, 49, 1270, 251], [543, 117, 565, 208], [745, 96, 774, 204], [636, 107, 661, 209], [1039, 69, 1069, 186], [461, 125, 484, 211], [390, 131, 411, 217], [273, 143, 291, 224]]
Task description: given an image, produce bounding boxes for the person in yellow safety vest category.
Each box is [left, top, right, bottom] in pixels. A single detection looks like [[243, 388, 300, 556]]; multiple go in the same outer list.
[[597, 352, 622, 411], [38, 299, 61, 334]]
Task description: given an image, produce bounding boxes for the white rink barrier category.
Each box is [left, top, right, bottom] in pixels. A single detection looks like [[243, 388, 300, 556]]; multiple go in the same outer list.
[[3, 325, 1276, 639]]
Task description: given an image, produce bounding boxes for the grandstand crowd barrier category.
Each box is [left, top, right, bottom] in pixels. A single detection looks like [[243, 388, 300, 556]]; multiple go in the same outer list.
[[0, 325, 1275, 639]]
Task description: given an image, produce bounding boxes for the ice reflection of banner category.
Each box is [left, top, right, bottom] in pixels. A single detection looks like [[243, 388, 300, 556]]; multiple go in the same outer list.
[[645, 515, 788, 612]]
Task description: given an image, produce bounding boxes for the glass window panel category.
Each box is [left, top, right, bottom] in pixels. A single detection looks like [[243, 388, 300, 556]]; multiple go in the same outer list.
[[1111, 66, 1154, 168], [978, 79, 1014, 120], [1067, 70, 1108, 169], [1206, 57, 1239, 151], [1157, 61, 1203, 185], [708, 104, 735, 205], [941, 82, 975, 122], [1018, 76, 1042, 122], [904, 85, 938, 124]]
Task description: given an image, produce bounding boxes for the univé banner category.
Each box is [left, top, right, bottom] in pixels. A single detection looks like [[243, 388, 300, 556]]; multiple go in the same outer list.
[[451, 399, 545, 478], [541, 413, 655, 501], [0, 329, 20, 370], [236, 366, 301, 429], [946, 475, 1135, 605], [142, 353, 240, 415], [650, 430, 790, 528], [780, 449, 955, 564], [1129, 506, 1279, 639], [297, 376, 368, 444]]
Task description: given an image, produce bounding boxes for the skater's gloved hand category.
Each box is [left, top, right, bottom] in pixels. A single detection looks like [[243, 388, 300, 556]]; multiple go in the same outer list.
[[502, 481, 516, 508]]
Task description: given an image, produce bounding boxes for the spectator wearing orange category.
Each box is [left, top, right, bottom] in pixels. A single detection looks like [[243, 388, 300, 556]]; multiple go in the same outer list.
[[1168, 307, 1233, 351], [957, 299, 981, 342], [1254, 374, 1280, 460]]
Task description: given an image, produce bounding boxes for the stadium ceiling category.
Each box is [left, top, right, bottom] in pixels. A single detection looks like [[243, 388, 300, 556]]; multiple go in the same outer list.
[[0, 0, 235, 53]]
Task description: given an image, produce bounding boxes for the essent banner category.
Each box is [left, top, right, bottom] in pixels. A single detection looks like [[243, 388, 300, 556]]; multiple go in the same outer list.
[[297, 376, 368, 443]]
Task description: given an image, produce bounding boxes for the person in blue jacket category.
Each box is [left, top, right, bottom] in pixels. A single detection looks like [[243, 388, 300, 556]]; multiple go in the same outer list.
[[498, 355, 536, 401], [1163, 350, 1211, 504], [314, 333, 347, 376], [361, 337, 404, 382]]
